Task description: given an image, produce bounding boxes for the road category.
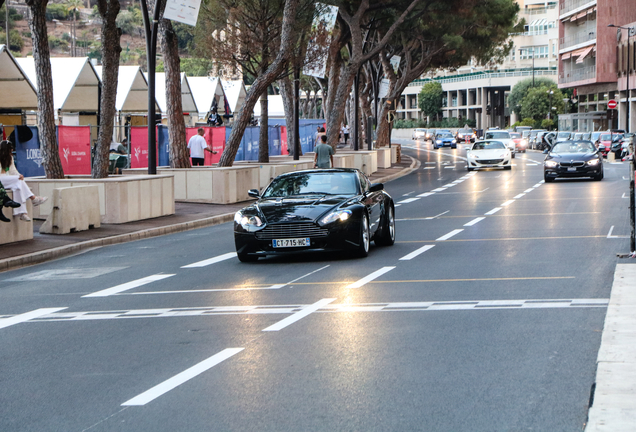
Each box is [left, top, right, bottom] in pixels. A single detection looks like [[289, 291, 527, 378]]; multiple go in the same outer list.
[[0, 140, 631, 431]]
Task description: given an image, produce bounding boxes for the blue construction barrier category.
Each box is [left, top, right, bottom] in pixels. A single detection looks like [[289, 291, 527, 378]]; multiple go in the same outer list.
[[13, 126, 45, 177], [268, 126, 282, 156], [157, 125, 170, 166], [267, 119, 325, 152]]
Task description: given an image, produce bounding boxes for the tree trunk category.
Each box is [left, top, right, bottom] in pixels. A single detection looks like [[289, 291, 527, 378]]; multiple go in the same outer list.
[[278, 74, 296, 156], [218, 0, 300, 167], [92, 0, 121, 178], [325, 63, 356, 151], [160, 19, 190, 168], [258, 90, 269, 163], [26, 0, 64, 179]]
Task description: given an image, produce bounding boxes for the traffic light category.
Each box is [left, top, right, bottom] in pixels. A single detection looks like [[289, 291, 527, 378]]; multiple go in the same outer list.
[[486, 104, 492, 115]]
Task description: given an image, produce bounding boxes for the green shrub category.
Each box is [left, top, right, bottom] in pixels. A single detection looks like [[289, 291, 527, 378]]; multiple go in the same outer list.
[[48, 36, 68, 49], [0, 29, 24, 51], [116, 9, 142, 35], [46, 4, 69, 20], [22, 30, 31, 38], [62, 32, 71, 41]]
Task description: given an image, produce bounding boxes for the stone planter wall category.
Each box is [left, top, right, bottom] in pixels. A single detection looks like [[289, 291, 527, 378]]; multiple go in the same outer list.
[[0, 191, 33, 245], [376, 148, 391, 169], [27, 175, 175, 224], [340, 150, 378, 176]]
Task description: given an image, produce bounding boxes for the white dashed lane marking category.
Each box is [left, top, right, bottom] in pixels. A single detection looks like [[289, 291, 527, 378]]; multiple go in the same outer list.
[[181, 252, 237, 268], [0, 308, 67, 330], [397, 197, 420, 204], [263, 298, 336, 332], [464, 217, 485, 227], [400, 245, 435, 260], [513, 193, 525, 199], [347, 267, 396, 289], [485, 208, 502, 215], [83, 274, 175, 298], [501, 200, 515, 207], [436, 229, 464, 241]]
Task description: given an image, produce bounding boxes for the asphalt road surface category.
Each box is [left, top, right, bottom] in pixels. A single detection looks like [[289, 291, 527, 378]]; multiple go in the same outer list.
[[0, 139, 631, 432]]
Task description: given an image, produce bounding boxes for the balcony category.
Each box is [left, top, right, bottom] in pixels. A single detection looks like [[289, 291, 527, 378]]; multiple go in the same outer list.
[[559, 65, 596, 84], [522, 5, 556, 16], [560, 0, 596, 17], [560, 26, 596, 51]]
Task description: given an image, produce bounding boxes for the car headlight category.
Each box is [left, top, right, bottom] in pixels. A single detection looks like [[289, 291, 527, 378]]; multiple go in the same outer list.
[[234, 211, 264, 231], [544, 160, 558, 168], [452, 140, 457, 143], [436, 140, 442, 144], [587, 159, 600, 166], [320, 209, 352, 225]]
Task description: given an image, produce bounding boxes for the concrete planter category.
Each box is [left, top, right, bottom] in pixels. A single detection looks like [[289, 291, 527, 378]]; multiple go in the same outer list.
[[376, 148, 391, 169], [391, 146, 398, 164], [0, 191, 33, 245], [235, 161, 313, 189], [141, 166, 260, 203], [332, 154, 355, 168], [340, 150, 378, 176], [27, 174, 175, 224]]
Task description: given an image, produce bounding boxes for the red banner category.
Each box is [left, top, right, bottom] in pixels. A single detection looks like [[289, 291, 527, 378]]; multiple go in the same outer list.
[[186, 127, 225, 165], [58, 126, 91, 175], [281, 126, 288, 155], [130, 127, 158, 169]]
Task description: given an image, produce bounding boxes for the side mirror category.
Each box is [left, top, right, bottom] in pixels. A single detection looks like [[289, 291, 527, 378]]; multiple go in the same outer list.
[[543, 148, 550, 154], [479, 136, 484, 140], [369, 183, 384, 192], [248, 189, 260, 198]]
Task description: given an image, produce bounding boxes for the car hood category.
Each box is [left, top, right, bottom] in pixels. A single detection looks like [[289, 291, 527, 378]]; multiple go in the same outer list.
[[436, 137, 454, 141], [469, 149, 509, 159], [257, 195, 352, 224], [547, 152, 598, 161]]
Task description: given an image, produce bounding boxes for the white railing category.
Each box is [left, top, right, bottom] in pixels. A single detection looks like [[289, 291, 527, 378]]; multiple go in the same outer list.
[[408, 69, 557, 86], [560, 24, 596, 50], [560, 0, 596, 16], [511, 30, 549, 36], [522, 6, 556, 16], [558, 66, 596, 84]]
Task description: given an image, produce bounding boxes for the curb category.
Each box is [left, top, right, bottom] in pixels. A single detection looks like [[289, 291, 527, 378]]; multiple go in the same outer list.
[[0, 159, 418, 273]]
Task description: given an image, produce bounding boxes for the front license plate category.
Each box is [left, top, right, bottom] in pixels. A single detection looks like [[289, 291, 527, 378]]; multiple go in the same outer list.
[[273, 238, 310, 248], [567, 167, 576, 172]]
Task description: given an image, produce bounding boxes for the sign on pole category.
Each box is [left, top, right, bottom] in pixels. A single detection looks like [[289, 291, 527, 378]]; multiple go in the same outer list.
[[163, 0, 202, 26], [608, 99, 618, 110]]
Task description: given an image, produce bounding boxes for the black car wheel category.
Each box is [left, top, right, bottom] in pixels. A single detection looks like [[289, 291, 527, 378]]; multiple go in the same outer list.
[[504, 166, 512, 170], [356, 214, 370, 257], [375, 205, 395, 246], [466, 166, 473, 172], [237, 252, 258, 262], [511, 153, 516, 159], [593, 170, 604, 181]]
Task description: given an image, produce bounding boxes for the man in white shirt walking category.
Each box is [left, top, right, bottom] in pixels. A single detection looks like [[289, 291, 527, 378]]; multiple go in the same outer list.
[[187, 128, 216, 166]]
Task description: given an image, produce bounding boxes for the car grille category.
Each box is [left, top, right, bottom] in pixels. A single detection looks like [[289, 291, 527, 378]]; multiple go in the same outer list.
[[476, 159, 503, 164], [559, 161, 585, 167], [255, 222, 329, 239]]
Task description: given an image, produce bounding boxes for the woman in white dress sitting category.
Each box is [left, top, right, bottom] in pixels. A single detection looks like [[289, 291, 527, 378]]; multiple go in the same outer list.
[[0, 140, 47, 221]]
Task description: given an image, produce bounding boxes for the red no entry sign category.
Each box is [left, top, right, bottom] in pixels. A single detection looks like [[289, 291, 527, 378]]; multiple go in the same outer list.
[[608, 99, 618, 109]]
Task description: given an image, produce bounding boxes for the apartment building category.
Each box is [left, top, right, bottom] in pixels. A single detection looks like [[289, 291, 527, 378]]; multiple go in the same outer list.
[[398, 0, 559, 129], [557, 0, 636, 132]]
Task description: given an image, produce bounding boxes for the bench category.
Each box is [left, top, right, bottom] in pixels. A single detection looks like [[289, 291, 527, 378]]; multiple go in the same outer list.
[[0, 191, 33, 245], [40, 185, 101, 234]]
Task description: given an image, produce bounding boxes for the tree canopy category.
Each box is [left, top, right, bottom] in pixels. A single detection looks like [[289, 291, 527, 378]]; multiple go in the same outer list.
[[418, 81, 443, 119]]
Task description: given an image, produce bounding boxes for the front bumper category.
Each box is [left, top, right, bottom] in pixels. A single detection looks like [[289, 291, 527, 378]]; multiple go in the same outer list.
[[468, 158, 510, 169], [235, 221, 364, 257], [544, 164, 602, 178]]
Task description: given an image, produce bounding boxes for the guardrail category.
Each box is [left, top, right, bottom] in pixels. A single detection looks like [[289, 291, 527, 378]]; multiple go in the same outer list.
[[558, 66, 596, 84], [408, 69, 557, 86]]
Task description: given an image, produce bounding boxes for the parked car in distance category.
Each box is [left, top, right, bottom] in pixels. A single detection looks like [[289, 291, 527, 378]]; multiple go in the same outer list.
[[515, 126, 532, 134], [581, 132, 592, 141], [467, 140, 512, 171], [556, 131, 572, 142], [597, 132, 619, 157], [412, 128, 427, 140], [543, 140, 603, 182], [434, 131, 457, 149], [456, 128, 476, 144], [510, 132, 527, 153], [529, 129, 547, 150], [484, 130, 515, 157], [573, 132, 584, 141], [233, 169, 395, 261]]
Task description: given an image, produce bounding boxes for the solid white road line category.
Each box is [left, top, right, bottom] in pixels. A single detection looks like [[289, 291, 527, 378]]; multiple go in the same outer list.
[[513, 193, 525, 199], [0, 308, 67, 330], [121, 348, 244, 406], [436, 229, 464, 241], [397, 197, 420, 204], [346, 267, 396, 289], [464, 217, 485, 227], [607, 226, 630, 239], [417, 192, 435, 197], [181, 252, 237, 268], [400, 245, 435, 260], [501, 200, 515, 207], [262, 298, 336, 331], [426, 210, 450, 220], [83, 274, 175, 298], [485, 207, 502, 215]]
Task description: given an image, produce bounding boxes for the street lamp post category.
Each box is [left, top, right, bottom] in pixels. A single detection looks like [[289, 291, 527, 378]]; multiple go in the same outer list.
[[547, 90, 553, 119], [609, 23, 635, 252]]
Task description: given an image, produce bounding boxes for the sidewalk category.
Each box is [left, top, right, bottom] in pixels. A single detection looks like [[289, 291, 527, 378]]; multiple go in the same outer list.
[[0, 154, 418, 272]]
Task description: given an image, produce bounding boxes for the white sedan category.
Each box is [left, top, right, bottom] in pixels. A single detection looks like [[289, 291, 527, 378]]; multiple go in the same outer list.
[[466, 140, 512, 171], [484, 130, 516, 158]]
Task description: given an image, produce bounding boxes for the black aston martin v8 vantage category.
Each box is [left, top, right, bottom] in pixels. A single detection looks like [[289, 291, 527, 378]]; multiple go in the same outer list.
[[234, 169, 395, 262], [543, 140, 603, 182]]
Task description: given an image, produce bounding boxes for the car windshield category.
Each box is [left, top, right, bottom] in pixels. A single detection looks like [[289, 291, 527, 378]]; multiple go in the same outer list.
[[472, 141, 506, 150], [458, 129, 472, 134], [485, 132, 509, 139], [600, 134, 612, 141], [510, 133, 521, 138], [557, 132, 571, 139], [592, 132, 603, 140], [551, 141, 596, 154], [437, 133, 453, 138], [522, 131, 531, 138], [263, 172, 359, 197]]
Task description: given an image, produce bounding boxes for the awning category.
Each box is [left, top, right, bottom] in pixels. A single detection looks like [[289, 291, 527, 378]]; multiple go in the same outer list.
[[562, 52, 571, 60], [576, 45, 595, 64], [529, 18, 547, 27], [576, 11, 587, 19]]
